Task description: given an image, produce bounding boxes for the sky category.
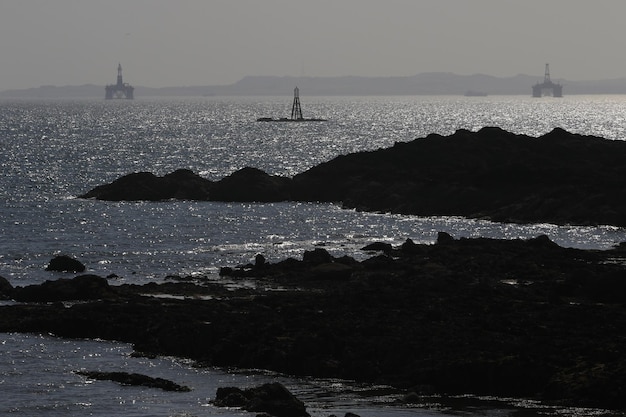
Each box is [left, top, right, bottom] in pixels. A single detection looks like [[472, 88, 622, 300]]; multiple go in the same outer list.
[[1, 0, 626, 90]]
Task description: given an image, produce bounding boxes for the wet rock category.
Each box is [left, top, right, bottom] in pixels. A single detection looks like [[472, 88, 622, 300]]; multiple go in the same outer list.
[[361, 242, 393, 253], [45, 255, 86, 273], [3, 236, 626, 409], [0, 275, 14, 299], [214, 382, 309, 417], [302, 248, 333, 265], [435, 231, 454, 245], [255, 254, 267, 268], [80, 169, 213, 201], [13, 274, 117, 302], [80, 128, 626, 226], [210, 167, 292, 202], [309, 262, 353, 280], [76, 370, 191, 392]]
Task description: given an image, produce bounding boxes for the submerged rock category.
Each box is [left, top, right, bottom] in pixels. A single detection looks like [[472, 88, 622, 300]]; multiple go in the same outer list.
[[76, 370, 191, 392]]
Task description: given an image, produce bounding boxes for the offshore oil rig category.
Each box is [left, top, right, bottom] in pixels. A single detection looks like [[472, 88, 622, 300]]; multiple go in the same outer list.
[[532, 63, 563, 97], [105, 63, 134, 99]]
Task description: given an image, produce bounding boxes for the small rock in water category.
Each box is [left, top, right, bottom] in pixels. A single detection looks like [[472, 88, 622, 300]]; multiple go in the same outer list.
[[214, 382, 310, 417], [76, 370, 191, 392], [45, 255, 86, 272]]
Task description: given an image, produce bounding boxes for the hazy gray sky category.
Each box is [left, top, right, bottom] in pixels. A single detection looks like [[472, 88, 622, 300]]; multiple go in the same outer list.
[[1, 0, 625, 90]]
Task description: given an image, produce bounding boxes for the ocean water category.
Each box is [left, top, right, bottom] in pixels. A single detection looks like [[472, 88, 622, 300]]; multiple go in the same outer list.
[[2, 95, 626, 416]]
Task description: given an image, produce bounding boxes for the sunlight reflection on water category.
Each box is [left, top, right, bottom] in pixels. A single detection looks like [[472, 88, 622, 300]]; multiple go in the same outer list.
[[3, 96, 626, 416]]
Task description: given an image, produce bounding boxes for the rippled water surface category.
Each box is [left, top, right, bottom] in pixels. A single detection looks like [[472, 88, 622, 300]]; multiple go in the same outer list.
[[3, 95, 626, 416]]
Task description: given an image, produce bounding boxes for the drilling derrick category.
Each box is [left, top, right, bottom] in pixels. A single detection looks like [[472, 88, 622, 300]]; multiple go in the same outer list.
[[532, 63, 563, 97]]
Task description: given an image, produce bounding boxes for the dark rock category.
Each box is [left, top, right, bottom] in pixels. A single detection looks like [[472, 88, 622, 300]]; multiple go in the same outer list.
[[210, 167, 292, 202], [13, 274, 117, 302], [528, 234, 559, 248], [302, 248, 332, 265], [0, 275, 14, 299], [3, 236, 626, 409], [309, 262, 353, 280], [255, 254, 266, 268], [79, 128, 626, 226], [80, 169, 213, 201], [214, 382, 309, 417], [400, 238, 420, 254], [361, 242, 393, 253], [436, 231, 454, 245], [45, 255, 86, 273], [401, 392, 421, 404], [290, 127, 626, 226], [76, 370, 191, 392]]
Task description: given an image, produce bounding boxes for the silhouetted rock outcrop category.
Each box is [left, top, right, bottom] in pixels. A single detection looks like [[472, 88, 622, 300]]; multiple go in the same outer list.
[[76, 370, 191, 392], [214, 382, 309, 417], [291, 127, 626, 226], [80, 168, 213, 201], [12, 274, 118, 302], [209, 167, 292, 202], [0, 275, 13, 300], [80, 127, 626, 226], [3, 235, 626, 409], [45, 255, 86, 273]]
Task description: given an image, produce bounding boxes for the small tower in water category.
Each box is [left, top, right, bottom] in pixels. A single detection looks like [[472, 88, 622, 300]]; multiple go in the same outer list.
[[291, 86, 303, 120]]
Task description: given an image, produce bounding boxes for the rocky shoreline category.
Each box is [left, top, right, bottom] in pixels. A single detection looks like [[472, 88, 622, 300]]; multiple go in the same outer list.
[[4, 127, 626, 414], [81, 127, 626, 227], [1, 233, 626, 411]]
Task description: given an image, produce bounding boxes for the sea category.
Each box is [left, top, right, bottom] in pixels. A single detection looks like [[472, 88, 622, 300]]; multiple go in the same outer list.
[[2, 95, 626, 416]]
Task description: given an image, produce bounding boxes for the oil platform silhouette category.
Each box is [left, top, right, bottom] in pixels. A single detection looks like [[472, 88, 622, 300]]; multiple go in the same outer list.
[[532, 63, 563, 97], [105, 63, 134, 99]]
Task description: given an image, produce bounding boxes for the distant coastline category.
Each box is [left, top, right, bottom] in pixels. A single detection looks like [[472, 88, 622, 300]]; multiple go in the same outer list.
[[3, 72, 626, 98]]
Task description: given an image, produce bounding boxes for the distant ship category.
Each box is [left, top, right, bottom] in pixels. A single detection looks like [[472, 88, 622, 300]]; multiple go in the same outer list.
[[464, 90, 488, 97]]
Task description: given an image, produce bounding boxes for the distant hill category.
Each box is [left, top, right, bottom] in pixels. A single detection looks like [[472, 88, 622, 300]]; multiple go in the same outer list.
[[3, 73, 626, 98]]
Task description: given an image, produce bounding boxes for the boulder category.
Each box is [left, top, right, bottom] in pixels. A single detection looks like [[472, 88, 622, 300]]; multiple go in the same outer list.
[[45, 255, 86, 273], [13, 274, 117, 302], [214, 382, 310, 417], [302, 248, 333, 265], [436, 231, 455, 245]]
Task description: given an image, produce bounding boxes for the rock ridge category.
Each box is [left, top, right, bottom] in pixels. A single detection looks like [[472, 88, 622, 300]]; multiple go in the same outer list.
[[80, 127, 626, 226], [2, 234, 626, 409]]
